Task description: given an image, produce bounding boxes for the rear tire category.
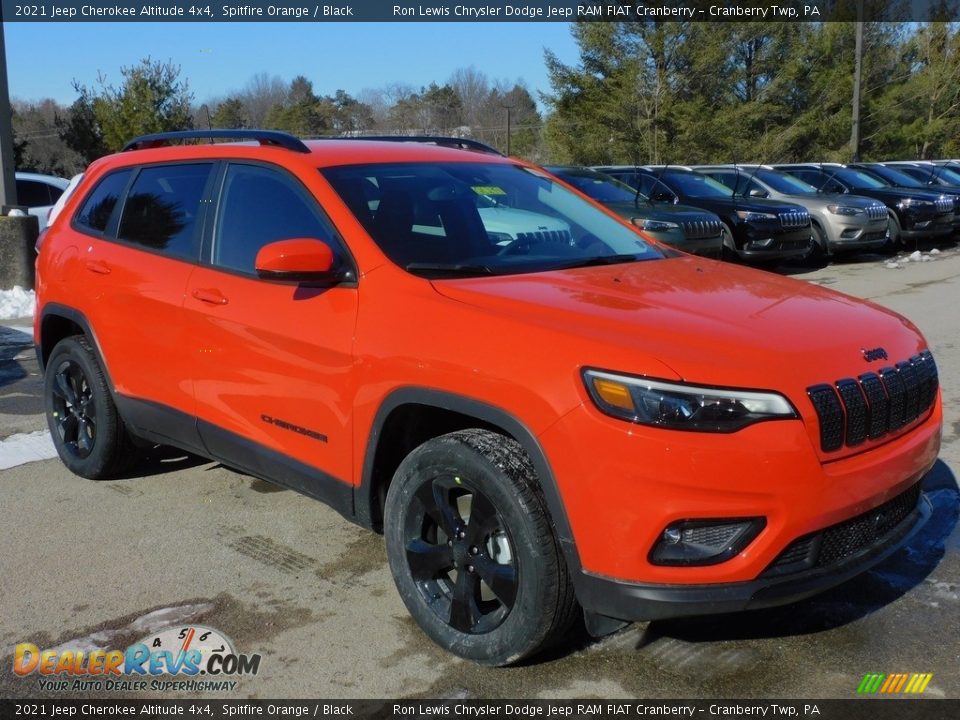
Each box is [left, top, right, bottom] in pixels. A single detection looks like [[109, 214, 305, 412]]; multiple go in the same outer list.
[[44, 335, 134, 479], [384, 429, 577, 666]]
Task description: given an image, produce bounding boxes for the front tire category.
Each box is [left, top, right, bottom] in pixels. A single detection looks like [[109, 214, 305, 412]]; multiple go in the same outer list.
[[384, 429, 577, 666], [719, 221, 739, 262], [44, 335, 132, 479]]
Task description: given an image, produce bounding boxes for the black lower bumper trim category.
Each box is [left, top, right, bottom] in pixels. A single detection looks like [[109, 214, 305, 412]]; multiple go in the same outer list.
[[573, 492, 930, 623]]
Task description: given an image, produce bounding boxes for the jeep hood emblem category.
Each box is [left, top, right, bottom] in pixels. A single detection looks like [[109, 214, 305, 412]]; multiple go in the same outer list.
[[862, 347, 888, 362]]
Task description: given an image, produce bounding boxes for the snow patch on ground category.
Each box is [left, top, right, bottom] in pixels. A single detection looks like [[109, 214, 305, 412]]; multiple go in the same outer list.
[[45, 603, 216, 655], [0, 430, 57, 470], [0, 286, 36, 320]]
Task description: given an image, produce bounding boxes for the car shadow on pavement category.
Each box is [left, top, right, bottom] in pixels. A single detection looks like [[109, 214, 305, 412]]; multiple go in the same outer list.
[[113, 444, 209, 480], [636, 459, 958, 645], [0, 326, 31, 389]]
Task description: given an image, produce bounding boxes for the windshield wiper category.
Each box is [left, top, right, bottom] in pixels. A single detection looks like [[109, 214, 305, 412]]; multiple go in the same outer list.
[[551, 254, 644, 270], [405, 262, 497, 277]]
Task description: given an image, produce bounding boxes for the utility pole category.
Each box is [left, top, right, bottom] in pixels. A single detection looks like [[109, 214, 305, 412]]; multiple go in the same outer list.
[[503, 104, 513, 156], [850, 0, 864, 162], [0, 22, 18, 208]]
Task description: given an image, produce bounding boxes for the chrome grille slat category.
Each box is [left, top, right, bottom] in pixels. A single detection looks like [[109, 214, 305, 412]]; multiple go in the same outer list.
[[806, 351, 938, 452], [866, 204, 887, 221], [515, 230, 573, 246], [680, 219, 722, 239], [936, 197, 953, 213], [779, 210, 810, 228]]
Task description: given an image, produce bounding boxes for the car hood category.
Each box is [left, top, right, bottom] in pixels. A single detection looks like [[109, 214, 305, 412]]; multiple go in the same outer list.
[[431, 256, 925, 396], [603, 201, 719, 224], [779, 192, 882, 210], [678, 196, 806, 215], [850, 187, 946, 203]]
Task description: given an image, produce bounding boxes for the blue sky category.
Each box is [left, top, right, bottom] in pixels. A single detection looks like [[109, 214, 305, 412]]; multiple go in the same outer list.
[[4, 22, 580, 107]]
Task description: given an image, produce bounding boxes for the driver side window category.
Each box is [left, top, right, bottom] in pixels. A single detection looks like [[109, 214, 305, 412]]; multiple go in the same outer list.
[[214, 164, 337, 275]]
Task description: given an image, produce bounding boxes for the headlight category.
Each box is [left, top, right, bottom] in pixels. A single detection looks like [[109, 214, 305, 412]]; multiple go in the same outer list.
[[583, 369, 797, 432], [827, 204, 864, 216], [632, 218, 679, 232], [735, 210, 778, 222], [897, 198, 933, 209]]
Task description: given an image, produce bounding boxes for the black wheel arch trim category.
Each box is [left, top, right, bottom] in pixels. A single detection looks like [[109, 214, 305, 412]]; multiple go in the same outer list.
[[37, 304, 115, 391], [357, 387, 581, 570]]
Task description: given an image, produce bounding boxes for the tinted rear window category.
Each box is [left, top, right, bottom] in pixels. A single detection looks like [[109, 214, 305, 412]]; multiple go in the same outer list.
[[16, 180, 53, 207], [118, 164, 212, 260], [75, 169, 133, 233]]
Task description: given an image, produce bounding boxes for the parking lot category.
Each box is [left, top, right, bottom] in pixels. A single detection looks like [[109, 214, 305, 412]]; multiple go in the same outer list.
[[1, 248, 958, 700]]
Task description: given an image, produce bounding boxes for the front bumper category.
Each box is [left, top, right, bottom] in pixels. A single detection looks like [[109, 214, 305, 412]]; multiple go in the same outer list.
[[574, 487, 930, 622], [647, 228, 724, 258], [733, 224, 814, 260]]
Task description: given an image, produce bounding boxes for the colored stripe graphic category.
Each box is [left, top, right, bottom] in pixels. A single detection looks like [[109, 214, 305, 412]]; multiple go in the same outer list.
[[857, 672, 932, 694]]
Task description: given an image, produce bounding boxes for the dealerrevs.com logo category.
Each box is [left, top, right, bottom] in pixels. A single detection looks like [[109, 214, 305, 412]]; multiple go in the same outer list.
[[857, 673, 934, 695], [13, 625, 260, 693]]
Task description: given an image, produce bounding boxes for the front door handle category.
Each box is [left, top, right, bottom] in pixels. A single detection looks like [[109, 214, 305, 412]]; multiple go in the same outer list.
[[85, 260, 111, 275], [191, 288, 229, 306]]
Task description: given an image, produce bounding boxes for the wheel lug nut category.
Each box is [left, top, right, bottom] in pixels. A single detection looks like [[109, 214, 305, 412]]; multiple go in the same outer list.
[[458, 531, 466, 539], [467, 565, 474, 573], [447, 540, 453, 547], [469, 546, 478, 555]]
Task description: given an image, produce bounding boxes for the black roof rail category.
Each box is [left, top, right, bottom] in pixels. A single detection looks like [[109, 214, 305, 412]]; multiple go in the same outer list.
[[326, 135, 503, 156], [122, 129, 311, 154]]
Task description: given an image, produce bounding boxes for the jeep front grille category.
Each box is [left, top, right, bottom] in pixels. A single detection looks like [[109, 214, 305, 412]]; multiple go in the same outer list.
[[806, 350, 938, 453], [935, 197, 953, 214], [779, 210, 810, 228], [514, 229, 573, 246], [681, 219, 722, 240], [761, 482, 921, 577], [866, 204, 887, 221]]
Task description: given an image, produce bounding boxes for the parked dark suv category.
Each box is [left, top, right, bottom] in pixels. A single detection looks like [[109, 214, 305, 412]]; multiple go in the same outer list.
[[849, 162, 960, 236], [775, 163, 953, 246], [546, 166, 724, 257], [595, 166, 814, 263]]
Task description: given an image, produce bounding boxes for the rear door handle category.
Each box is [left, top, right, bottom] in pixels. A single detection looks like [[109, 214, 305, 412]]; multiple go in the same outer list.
[[85, 260, 111, 275], [192, 288, 229, 305]]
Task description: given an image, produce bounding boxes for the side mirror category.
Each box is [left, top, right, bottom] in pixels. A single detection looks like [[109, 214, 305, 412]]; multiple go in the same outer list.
[[255, 238, 341, 282], [650, 191, 676, 203], [749, 188, 768, 198]]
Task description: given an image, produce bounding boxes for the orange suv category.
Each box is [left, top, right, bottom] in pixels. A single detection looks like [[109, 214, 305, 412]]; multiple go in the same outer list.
[[35, 131, 942, 665]]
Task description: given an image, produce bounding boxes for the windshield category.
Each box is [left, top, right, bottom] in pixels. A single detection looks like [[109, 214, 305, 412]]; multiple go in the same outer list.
[[321, 162, 663, 277], [548, 168, 644, 204], [756, 169, 817, 194], [834, 168, 888, 189], [934, 164, 960, 184], [664, 171, 734, 198], [864, 165, 924, 188]]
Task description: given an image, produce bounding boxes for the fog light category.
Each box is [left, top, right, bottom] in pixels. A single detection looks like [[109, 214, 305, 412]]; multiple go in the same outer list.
[[649, 518, 766, 566], [663, 527, 682, 545], [745, 238, 775, 250]]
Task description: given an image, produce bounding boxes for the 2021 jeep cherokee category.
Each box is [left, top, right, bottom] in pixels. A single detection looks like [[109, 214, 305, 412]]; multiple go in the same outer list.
[[35, 131, 942, 666]]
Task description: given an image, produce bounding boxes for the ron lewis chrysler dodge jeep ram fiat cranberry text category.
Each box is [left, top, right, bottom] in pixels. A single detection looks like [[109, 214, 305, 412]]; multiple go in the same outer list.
[[34, 131, 942, 666]]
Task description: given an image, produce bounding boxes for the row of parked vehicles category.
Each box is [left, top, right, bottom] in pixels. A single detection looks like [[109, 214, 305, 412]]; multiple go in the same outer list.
[[546, 161, 960, 265]]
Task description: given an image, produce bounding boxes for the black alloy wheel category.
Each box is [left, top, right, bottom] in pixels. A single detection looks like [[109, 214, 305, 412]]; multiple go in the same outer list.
[[384, 429, 578, 665], [50, 358, 97, 459], [44, 335, 133, 479], [404, 474, 518, 634]]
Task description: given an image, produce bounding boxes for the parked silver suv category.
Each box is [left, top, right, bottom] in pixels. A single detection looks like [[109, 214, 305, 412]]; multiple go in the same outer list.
[[693, 165, 889, 260]]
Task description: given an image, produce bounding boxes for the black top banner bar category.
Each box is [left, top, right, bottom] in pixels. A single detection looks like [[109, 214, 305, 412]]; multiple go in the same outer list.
[[2, 1, 960, 23]]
